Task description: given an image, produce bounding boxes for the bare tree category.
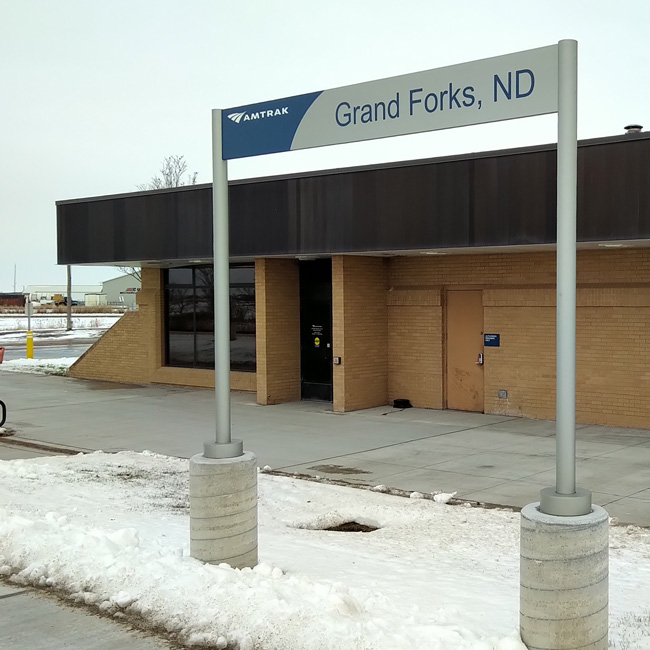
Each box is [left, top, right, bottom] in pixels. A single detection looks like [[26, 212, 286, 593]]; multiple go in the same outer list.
[[123, 155, 198, 280], [137, 155, 198, 191], [117, 267, 142, 282]]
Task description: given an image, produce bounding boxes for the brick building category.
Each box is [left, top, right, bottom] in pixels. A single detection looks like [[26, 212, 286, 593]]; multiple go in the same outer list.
[[57, 131, 650, 428]]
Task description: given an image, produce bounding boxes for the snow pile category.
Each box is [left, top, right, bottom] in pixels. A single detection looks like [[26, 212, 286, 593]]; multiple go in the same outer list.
[[0, 451, 649, 648], [0, 357, 77, 375]]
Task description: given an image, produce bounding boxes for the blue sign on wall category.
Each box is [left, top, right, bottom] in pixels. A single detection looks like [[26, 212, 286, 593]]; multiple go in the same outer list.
[[484, 334, 501, 347]]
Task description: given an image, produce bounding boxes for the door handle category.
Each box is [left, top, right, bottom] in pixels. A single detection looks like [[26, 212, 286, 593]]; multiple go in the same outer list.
[[475, 353, 484, 365]]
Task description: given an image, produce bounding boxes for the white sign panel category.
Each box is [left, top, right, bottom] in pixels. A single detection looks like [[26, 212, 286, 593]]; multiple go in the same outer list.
[[222, 45, 558, 159]]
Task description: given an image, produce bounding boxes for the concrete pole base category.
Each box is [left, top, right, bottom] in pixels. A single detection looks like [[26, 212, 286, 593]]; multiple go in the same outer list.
[[520, 503, 608, 650], [189, 451, 258, 569]]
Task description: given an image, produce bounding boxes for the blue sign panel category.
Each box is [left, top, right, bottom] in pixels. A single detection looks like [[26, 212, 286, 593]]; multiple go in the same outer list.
[[222, 92, 321, 160], [221, 45, 559, 160], [484, 334, 501, 347]]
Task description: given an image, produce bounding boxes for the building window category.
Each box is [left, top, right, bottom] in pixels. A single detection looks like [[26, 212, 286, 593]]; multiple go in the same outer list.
[[164, 265, 256, 372]]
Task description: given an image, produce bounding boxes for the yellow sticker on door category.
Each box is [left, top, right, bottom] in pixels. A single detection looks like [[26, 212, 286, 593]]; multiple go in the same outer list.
[[314, 337, 321, 348]]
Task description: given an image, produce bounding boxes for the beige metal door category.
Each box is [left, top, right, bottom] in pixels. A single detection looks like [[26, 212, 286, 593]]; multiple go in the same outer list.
[[446, 290, 484, 412]]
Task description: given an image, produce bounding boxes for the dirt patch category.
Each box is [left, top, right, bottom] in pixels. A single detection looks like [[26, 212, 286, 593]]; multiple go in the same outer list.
[[308, 464, 371, 475], [81, 380, 144, 391]]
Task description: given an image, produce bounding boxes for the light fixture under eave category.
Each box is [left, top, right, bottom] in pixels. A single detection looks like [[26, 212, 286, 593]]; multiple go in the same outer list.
[[421, 251, 447, 255], [598, 243, 629, 249]]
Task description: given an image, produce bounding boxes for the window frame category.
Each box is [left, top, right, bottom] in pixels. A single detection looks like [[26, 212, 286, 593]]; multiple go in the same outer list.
[[163, 264, 256, 372]]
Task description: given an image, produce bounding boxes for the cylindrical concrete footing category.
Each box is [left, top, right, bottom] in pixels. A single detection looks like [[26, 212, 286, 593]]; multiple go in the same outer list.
[[189, 451, 258, 569], [520, 503, 608, 650]]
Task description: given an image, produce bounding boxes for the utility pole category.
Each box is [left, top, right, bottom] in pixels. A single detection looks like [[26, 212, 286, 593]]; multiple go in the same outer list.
[[66, 265, 72, 331]]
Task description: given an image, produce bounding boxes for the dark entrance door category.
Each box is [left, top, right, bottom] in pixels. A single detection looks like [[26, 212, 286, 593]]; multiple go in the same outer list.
[[299, 259, 333, 401]]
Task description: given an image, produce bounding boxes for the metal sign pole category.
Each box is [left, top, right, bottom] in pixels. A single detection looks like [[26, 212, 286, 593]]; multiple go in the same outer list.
[[26, 298, 34, 360], [522, 45, 607, 650], [203, 108, 243, 459], [539, 38, 590, 516], [189, 109, 255, 570]]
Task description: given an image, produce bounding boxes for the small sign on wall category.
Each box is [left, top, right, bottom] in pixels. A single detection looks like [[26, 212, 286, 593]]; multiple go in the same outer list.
[[484, 334, 500, 347]]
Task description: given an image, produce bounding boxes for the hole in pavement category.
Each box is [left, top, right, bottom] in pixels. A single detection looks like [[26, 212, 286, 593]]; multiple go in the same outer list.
[[324, 521, 379, 533], [294, 514, 381, 533]]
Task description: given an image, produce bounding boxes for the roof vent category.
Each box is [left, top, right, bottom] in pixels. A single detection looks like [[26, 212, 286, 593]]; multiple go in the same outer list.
[[624, 124, 643, 134]]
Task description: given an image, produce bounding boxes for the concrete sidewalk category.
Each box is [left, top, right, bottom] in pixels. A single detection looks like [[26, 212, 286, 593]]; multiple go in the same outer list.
[[0, 582, 172, 649], [1, 372, 650, 525]]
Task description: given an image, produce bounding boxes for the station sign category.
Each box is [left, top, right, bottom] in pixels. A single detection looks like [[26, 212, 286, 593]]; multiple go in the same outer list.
[[222, 45, 558, 160]]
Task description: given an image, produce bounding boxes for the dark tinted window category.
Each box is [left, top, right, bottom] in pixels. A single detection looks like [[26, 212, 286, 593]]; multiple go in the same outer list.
[[164, 265, 255, 372], [167, 268, 193, 286]]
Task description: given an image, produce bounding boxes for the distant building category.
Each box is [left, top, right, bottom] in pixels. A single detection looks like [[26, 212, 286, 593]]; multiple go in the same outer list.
[[83, 293, 108, 307], [101, 274, 141, 308], [0, 293, 26, 307]]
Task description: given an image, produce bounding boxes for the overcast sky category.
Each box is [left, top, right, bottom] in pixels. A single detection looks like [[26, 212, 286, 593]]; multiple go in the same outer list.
[[1, 0, 648, 291]]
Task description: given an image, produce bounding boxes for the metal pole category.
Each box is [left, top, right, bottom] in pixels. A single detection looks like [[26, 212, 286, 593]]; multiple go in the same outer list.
[[26, 298, 33, 360], [540, 39, 590, 516], [66, 265, 72, 331], [556, 39, 578, 496], [203, 109, 243, 459]]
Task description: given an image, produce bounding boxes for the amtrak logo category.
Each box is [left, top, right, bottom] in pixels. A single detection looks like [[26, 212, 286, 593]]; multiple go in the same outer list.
[[227, 111, 247, 124], [226, 106, 289, 124]]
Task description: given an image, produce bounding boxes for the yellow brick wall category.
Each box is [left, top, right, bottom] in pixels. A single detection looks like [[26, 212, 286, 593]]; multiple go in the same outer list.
[[483, 297, 556, 420], [152, 367, 256, 391], [255, 258, 301, 405], [67, 268, 162, 384], [67, 309, 151, 383], [389, 250, 650, 428], [332, 256, 388, 412], [576, 305, 650, 427], [68, 267, 255, 392], [68, 249, 650, 428], [387, 289, 443, 409]]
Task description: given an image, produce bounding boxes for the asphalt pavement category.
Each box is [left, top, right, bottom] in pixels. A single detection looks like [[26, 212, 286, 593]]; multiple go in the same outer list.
[[1, 342, 93, 361]]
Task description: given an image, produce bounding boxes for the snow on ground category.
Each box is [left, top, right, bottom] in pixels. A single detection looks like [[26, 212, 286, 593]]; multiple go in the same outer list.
[[0, 451, 649, 649], [0, 315, 118, 352], [0, 328, 101, 343], [0, 357, 77, 375], [0, 315, 121, 332]]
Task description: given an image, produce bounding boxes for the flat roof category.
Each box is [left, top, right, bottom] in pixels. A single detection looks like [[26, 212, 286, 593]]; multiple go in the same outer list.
[[56, 130, 650, 206]]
